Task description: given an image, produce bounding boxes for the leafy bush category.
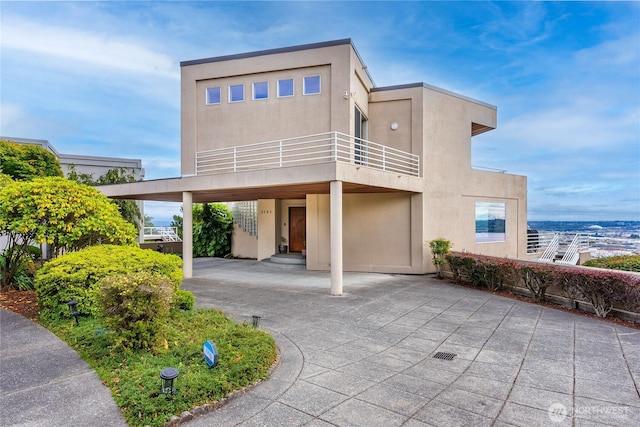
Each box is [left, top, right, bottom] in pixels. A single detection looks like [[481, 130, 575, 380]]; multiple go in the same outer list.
[[445, 254, 466, 283], [583, 255, 640, 273], [0, 250, 37, 291], [554, 267, 640, 317], [519, 262, 555, 302], [172, 288, 195, 311], [482, 257, 521, 292], [35, 245, 183, 321], [445, 252, 640, 317], [445, 253, 519, 291], [428, 238, 451, 278], [193, 203, 233, 257], [97, 272, 173, 351]]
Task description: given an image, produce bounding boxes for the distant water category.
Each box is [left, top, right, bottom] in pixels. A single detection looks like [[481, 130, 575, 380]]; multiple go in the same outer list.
[[528, 221, 640, 235]]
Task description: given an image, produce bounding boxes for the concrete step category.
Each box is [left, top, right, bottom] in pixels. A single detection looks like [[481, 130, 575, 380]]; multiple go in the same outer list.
[[270, 253, 306, 265]]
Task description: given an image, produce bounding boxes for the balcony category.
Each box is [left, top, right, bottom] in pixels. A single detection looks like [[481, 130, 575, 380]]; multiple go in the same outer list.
[[195, 132, 420, 178]]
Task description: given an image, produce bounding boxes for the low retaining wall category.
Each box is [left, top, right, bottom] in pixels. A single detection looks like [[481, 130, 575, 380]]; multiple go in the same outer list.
[[140, 242, 183, 256]]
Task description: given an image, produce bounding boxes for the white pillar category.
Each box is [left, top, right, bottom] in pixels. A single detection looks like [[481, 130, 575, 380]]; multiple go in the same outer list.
[[330, 180, 343, 296], [182, 192, 193, 279]]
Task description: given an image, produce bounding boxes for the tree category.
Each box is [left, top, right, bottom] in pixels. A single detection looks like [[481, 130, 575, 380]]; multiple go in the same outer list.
[[0, 139, 63, 181], [67, 165, 143, 232], [144, 215, 154, 227], [170, 209, 183, 239], [0, 177, 136, 289]]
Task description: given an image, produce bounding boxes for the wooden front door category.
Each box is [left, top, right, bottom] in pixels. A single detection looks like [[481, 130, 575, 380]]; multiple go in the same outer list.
[[289, 207, 306, 253]]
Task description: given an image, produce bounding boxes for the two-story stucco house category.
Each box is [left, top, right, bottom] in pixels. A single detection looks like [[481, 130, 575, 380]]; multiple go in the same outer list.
[[101, 39, 527, 295]]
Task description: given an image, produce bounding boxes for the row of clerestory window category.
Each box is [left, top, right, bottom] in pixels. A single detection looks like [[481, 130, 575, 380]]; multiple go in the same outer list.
[[206, 75, 321, 105]]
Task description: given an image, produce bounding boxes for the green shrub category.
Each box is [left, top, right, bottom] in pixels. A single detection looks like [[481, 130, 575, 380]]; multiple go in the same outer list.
[[428, 238, 451, 278], [0, 251, 35, 290], [445, 253, 520, 291], [445, 254, 465, 283], [172, 288, 195, 311], [193, 203, 233, 257], [554, 267, 640, 317], [583, 255, 640, 273], [97, 272, 173, 351], [520, 262, 555, 302], [35, 245, 183, 321]]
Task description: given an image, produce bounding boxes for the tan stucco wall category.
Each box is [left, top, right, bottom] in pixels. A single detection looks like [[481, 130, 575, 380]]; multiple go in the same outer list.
[[305, 192, 425, 274], [181, 43, 364, 175], [257, 199, 277, 260], [231, 224, 258, 259]]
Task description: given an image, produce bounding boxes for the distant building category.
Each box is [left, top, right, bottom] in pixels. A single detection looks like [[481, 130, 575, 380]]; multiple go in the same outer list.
[[100, 39, 528, 294], [1, 136, 145, 244]]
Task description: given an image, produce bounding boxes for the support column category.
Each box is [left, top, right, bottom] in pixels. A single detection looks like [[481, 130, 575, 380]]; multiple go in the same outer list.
[[182, 192, 193, 279], [330, 181, 343, 296]]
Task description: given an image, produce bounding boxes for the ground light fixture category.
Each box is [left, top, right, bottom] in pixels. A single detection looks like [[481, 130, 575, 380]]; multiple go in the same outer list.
[[252, 315, 261, 328], [67, 300, 80, 325], [160, 367, 179, 395]]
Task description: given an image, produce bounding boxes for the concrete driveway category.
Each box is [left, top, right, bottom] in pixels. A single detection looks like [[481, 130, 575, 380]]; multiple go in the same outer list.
[[182, 258, 640, 427]]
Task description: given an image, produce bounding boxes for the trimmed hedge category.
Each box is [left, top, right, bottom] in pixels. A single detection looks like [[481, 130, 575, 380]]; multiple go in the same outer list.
[[445, 252, 640, 317], [555, 267, 640, 317], [35, 245, 183, 321]]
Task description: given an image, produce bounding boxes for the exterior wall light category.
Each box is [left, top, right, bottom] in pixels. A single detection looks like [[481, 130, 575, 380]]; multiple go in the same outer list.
[[67, 300, 80, 325], [160, 367, 179, 395], [252, 315, 261, 328], [390, 122, 399, 130]]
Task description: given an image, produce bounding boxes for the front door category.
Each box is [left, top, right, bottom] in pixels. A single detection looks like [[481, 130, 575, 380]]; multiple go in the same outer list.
[[289, 207, 306, 253]]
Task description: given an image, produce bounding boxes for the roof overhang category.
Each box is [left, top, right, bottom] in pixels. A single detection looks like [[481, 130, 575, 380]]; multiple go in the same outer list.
[[98, 162, 424, 203]]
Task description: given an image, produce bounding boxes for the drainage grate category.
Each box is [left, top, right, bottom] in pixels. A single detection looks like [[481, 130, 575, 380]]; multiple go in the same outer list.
[[433, 352, 457, 361]]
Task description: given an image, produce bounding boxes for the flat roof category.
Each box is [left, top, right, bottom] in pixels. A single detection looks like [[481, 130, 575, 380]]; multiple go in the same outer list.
[[371, 83, 496, 110], [180, 38, 353, 67]]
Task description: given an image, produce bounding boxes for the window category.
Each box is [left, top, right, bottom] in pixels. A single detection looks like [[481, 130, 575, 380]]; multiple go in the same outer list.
[[303, 75, 321, 95], [475, 202, 506, 243], [354, 106, 368, 165], [205, 87, 221, 105], [277, 78, 294, 97], [253, 81, 269, 100], [229, 84, 244, 102]]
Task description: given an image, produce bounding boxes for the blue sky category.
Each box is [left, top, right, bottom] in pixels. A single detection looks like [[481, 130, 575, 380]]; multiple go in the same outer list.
[[1, 1, 638, 223]]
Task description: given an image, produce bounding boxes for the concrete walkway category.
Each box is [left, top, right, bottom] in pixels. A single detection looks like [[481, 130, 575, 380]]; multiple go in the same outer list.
[[0, 308, 127, 426], [182, 258, 640, 427], [1, 257, 638, 426]]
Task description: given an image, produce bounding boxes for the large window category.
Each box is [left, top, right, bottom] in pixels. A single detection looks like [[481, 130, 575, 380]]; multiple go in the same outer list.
[[277, 78, 294, 97], [206, 87, 221, 105], [303, 75, 321, 95], [475, 202, 506, 243], [253, 81, 269, 100], [229, 84, 244, 102]]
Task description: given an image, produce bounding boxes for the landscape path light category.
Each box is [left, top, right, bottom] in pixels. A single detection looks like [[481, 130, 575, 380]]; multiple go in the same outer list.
[[67, 300, 80, 325], [160, 367, 179, 395], [252, 315, 261, 328]]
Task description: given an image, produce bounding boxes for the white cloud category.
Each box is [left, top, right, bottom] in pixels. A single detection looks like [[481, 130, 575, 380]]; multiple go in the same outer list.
[[1, 18, 179, 80]]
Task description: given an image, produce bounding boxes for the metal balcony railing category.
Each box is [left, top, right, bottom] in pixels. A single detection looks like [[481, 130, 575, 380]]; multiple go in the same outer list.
[[195, 131, 421, 177], [143, 227, 182, 242], [527, 231, 592, 264]]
